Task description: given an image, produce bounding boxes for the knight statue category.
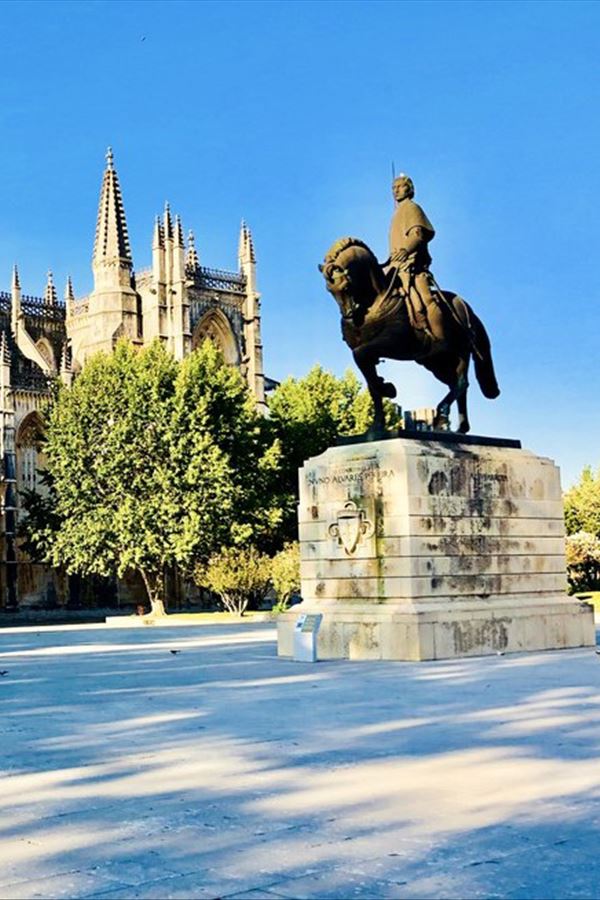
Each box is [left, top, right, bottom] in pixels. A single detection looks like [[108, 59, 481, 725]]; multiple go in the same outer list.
[[384, 174, 443, 344], [319, 174, 500, 434]]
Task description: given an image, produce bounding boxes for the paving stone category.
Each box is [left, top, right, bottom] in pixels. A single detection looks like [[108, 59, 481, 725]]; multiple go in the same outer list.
[[267, 870, 419, 900], [0, 871, 121, 900], [87, 871, 252, 900], [220, 892, 287, 900]]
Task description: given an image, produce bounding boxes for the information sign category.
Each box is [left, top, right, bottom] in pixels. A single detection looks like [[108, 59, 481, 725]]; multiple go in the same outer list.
[[293, 613, 323, 662]]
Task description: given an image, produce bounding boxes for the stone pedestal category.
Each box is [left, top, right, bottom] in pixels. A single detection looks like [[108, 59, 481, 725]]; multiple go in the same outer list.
[[277, 435, 595, 661]]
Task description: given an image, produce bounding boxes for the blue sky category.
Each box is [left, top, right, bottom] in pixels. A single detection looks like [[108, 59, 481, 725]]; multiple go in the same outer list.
[[0, 0, 598, 485]]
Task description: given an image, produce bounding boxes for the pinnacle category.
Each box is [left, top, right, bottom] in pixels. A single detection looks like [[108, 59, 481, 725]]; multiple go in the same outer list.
[[186, 229, 200, 272], [238, 220, 255, 264], [45, 270, 57, 305], [12, 264, 20, 290], [153, 215, 164, 249], [238, 220, 247, 261], [245, 223, 256, 263], [93, 147, 132, 266], [64, 275, 75, 303], [60, 340, 72, 373], [174, 214, 184, 247], [164, 202, 173, 240]]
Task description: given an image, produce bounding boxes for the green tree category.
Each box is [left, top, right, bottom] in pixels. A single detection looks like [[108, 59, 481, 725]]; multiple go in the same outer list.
[[270, 541, 301, 612], [195, 546, 271, 616], [564, 465, 600, 536], [268, 365, 400, 541], [21, 340, 282, 615], [565, 531, 600, 593]]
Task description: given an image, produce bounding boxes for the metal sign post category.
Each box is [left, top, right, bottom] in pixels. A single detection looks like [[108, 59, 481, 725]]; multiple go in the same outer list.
[[293, 613, 323, 663]]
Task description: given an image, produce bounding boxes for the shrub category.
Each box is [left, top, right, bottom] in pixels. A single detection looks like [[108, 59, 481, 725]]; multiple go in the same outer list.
[[270, 542, 301, 612], [565, 531, 600, 593], [195, 546, 271, 616]]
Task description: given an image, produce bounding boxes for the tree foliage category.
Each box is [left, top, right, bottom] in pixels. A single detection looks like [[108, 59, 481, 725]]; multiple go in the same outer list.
[[195, 546, 271, 616], [21, 340, 282, 614], [565, 531, 600, 593], [564, 465, 600, 537], [270, 541, 301, 611], [267, 365, 400, 541]]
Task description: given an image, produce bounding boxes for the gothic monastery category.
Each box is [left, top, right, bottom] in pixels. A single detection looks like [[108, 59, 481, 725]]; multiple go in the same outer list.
[[0, 149, 267, 608]]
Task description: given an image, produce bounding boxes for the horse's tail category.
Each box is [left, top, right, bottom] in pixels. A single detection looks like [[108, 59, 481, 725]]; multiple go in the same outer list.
[[470, 311, 500, 399]]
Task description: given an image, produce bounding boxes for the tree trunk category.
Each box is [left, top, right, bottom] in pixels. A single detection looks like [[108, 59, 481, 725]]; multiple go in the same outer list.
[[150, 597, 167, 617], [221, 591, 249, 617], [140, 569, 168, 617]]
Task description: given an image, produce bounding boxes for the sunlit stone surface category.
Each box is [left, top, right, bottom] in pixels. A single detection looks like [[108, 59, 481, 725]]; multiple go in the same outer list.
[[278, 438, 595, 660], [0, 622, 599, 899]]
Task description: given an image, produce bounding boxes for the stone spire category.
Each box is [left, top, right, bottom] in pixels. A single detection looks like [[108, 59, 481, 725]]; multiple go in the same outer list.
[[11, 265, 21, 332], [44, 270, 57, 305], [169, 212, 189, 357], [238, 221, 265, 410], [64, 275, 75, 317], [59, 340, 73, 386], [163, 201, 174, 289], [186, 230, 200, 274], [85, 148, 141, 355], [164, 202, 173, 242], [245, 223, 256, 264], [152, 214, 165, 288], [152, 215, 164, 250], [174, 215, 184, 248], [238, 220, 256, 267], [172, 214, 185, 280], [93, 147, 132, 271], [64, 275, 75, 302], [238, 220, 247, 265]]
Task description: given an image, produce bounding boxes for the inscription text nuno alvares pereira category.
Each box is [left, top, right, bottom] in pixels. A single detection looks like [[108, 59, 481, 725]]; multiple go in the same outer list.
[[306, 465, 396, 487]]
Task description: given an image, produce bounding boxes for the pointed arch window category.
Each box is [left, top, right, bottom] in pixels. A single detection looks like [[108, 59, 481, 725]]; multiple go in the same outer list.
[[192, 308, 239, 365], [16, 412, 47, 496]]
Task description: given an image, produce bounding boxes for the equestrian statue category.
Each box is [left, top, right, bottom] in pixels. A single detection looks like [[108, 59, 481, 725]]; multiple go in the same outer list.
[[319, 174, 500, 434]]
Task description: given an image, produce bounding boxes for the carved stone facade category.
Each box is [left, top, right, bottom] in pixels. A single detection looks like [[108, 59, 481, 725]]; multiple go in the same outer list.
[[0, 150, 267, 608], [69, 149, 266, 405]]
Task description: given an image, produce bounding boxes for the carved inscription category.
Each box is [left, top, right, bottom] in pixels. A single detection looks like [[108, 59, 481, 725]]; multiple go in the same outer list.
[[306, 464, 395, 490]]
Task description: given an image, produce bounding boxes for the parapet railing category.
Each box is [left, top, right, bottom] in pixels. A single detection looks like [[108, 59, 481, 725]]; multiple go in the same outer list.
[[0, 291, 66, 322], [133, 266, 247, 295], [196, 266, 246, 294]]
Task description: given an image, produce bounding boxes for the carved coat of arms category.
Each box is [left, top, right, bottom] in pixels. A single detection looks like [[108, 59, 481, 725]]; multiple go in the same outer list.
[[328, 500, 374, 556]]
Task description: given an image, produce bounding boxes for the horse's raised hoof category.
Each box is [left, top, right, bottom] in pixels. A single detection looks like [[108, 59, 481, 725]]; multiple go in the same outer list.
[[380, 380, 397, 399]]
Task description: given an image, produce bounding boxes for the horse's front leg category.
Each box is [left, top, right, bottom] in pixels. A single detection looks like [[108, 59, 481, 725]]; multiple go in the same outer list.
[[434, 357, 469, 432], [353, 344, 392, 431]]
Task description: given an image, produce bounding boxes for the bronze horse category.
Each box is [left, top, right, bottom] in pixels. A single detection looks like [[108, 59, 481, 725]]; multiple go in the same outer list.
[[319, 237, 500, 433]]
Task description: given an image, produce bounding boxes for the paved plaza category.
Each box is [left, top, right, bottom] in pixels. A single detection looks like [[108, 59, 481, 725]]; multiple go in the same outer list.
[[1, 622, 599, 900]]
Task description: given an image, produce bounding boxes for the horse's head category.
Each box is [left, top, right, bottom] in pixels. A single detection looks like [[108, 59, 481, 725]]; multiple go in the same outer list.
[[319, 258, 354, 318], [319, 237, 383, 324]]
